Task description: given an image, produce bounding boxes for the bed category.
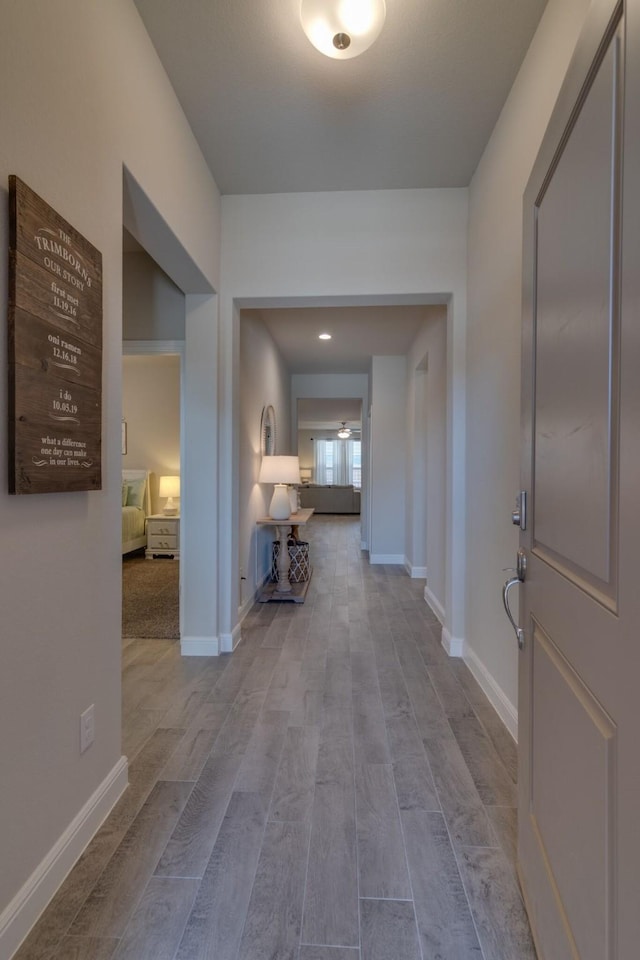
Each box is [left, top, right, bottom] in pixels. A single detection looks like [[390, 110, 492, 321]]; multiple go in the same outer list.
[[122, 469, 151, 555]]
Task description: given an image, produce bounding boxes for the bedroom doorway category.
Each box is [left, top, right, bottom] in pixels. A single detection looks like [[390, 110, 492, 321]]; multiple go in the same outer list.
[[121, 229, 185, 644], [121, 347, 183, 642]]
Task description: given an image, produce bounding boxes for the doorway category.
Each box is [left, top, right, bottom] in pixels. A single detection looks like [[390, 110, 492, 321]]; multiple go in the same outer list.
[[121, 349, 183, 641], [121, 228, 186, 642], [296, 397, 363, 518]]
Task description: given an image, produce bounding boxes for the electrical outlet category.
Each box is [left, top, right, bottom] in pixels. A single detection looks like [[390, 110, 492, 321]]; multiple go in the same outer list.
[[80, 704, 95, 753]]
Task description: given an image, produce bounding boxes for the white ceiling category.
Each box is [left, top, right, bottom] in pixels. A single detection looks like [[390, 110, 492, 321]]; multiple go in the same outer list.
[[298, 397, 363, 429], [131, 1, 546, 377], [133, 0, 548, 195], [246, 304, 441, 374]]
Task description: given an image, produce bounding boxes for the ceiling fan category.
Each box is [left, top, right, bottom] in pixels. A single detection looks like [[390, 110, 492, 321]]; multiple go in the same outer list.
[[337, 422, 352, 438]]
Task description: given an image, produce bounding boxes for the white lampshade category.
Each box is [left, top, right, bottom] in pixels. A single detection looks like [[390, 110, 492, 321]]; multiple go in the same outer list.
[[259, 456, 301, 520], [258, 456, 301, 485], [159, 475, 180, 515], [300, 0, 386, 60]]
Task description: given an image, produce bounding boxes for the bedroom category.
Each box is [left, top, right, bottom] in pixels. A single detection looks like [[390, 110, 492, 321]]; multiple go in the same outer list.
[[121, 239, 184, 639], [121, 354, 182, 640]]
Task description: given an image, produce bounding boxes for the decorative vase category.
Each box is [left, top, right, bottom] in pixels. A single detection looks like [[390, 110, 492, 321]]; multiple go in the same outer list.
[[269, 483, 291, 520]]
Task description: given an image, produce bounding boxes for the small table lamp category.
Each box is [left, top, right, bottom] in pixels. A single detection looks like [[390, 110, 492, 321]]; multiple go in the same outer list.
[[258, 456, 301, 520], [299, 467, 312, 484], [159, 475, 180, 515]]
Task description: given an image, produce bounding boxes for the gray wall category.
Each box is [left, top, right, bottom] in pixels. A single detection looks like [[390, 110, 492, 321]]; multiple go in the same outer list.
[[239, 311, 291, 614], [0, 3, 220, 952], [465, 0, 590, 731], [406, 311, 447, 611], [123, 250, 185, 341], [122, 355, 181, 514], [369, 356, 407, 562]]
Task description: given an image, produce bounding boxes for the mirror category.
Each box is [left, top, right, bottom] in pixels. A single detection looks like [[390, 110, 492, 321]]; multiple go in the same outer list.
[[261, 404, 277, 456]]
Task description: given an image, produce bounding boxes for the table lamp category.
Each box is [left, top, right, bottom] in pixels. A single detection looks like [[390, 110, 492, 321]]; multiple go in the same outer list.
[[258, 455, 301, 520], [159, 475, 180, 515]]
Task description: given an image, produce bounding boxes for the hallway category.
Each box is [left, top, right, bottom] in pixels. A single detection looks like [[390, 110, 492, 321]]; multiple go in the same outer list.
[[16, 517, 534, 960]]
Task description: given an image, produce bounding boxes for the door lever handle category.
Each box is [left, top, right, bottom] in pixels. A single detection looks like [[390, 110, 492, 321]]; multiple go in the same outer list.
[[502, 576, 525, 650]]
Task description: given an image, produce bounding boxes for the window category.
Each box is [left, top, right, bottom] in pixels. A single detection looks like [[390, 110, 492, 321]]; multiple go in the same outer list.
[[325, 440, 334, 484], [352, 440, 361, 489], [315, 438, 361, 487]]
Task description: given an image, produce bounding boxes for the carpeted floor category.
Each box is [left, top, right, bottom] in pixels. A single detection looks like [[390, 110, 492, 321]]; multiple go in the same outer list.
[[122, 553, 179, 639]]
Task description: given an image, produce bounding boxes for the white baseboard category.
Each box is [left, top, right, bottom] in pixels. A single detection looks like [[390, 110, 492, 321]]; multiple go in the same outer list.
[[181, 635, 219, 656], [0, 756, 128, 960], [238, 570, 270, 625], [369, 554, 405, 565], [441, 626, 465, 658], [238, 594, 254, 625], [463, 641, 518, 742], [220, 623, 242, 654], [424, 584, 445, 625], [404, 561, 427, 579]]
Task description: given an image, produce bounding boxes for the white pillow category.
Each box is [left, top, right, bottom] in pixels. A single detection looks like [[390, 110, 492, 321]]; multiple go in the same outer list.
[[126, 477, 146, 509]]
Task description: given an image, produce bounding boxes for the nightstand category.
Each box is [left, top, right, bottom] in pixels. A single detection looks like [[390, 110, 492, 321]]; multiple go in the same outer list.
[[145, 514, 180, 559]]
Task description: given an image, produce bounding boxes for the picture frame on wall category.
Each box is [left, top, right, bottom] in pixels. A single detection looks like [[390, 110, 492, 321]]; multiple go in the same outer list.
[[8, 176, 103, 493]]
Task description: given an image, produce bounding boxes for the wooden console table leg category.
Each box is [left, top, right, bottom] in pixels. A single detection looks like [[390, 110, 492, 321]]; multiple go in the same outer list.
[[275, 523, 292, 593]]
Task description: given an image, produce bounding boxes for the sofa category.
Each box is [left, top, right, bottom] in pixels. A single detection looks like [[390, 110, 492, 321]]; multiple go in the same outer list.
[[298, 484, 361, 514]]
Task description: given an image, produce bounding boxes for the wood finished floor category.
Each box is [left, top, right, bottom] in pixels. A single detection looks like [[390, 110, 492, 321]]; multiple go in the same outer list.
[[15, 516, 535, 960]]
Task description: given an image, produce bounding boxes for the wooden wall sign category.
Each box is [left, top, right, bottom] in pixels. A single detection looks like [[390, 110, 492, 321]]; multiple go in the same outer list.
[[8, 177, 102, 493]]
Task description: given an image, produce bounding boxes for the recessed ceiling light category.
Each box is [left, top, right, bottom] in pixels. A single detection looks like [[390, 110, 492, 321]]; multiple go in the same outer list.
[[318, 333, 332, 340]]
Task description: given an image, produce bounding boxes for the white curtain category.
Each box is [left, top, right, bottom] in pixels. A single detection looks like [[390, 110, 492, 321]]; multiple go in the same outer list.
[[314, 439, 329, 484], [334, 440, 353, 485], [315, 439, 357, 485]]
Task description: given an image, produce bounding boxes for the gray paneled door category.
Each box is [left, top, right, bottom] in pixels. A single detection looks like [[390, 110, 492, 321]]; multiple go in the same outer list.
[[518, 1, 640, 958]]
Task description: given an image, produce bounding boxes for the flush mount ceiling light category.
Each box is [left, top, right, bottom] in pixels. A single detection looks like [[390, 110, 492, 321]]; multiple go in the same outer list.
[[337, 421, 352, 438], [300, 0, 386, 60], [318, 332, 332, 340]]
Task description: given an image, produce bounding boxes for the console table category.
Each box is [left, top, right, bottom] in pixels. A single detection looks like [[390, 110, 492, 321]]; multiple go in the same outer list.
[[257, 507, 314, 602]]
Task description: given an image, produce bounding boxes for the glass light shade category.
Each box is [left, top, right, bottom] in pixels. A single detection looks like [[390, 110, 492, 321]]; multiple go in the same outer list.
[[300, 0, 386, 60], [258, 456, 301, 485]]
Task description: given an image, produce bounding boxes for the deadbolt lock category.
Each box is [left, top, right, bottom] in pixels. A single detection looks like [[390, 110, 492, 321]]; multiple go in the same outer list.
[[511, 490, 527, 530]]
